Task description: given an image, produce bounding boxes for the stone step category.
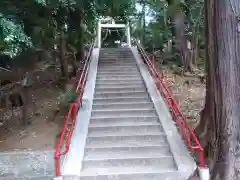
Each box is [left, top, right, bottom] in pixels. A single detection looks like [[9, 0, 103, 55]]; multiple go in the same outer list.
[[99, 54, 133, 56], [87, 125, 163, 137], [96, 74, 140, 79], [92, 102, 153, 110], [98, 64, 137, 68], [99, 62, 136, 65], [91, 109, 156, 118], [97, 67, 138, 72], [99, 49, 132, 53], [98, 66, 137, 70], [97, 72, 140, 77], [99, 59, 134, 62], [89, 116, 159, 127], [85, 135, 167, 148], [98, 63, 136, 66], [95, 84, 145, 91], [97, 69, 139, 73], [94, 91, 148, 98], [100, 54, 133, 56], [93, 97, 151, 104], [95, 81, 143, 87], [82, 157, 176, 171], [96, 76, 142, 81], [80, 171, 177, 180], [84, 146, 171, 160], [96, 79, 143, 84]]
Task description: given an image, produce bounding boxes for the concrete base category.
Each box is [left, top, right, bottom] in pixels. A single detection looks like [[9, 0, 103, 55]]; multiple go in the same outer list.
[[0, 150, 54, 179]]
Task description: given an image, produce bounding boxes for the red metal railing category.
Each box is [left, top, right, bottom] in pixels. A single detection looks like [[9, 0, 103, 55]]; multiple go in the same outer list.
[[55, 43, 94, 176], [136, 41, 205, 168]]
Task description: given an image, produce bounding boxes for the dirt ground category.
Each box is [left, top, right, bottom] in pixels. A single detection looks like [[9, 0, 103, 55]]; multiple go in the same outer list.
[[0, 69, 68, 152], [161, 65, 206, 127]]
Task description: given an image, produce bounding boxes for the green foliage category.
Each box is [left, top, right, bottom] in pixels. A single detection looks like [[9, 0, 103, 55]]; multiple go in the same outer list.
[[34, 0, 47, 5], [0, 14, 33, 57], [0, 0, 205, 71], [59, 88, 78, 108]]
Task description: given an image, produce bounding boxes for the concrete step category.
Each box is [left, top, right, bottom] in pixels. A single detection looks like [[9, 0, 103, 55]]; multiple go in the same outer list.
[[95, 84, 146, 92], [100, 55, 133, 57], [100, 53, 133, 55], [96, 79, 143, 84], [97, 68, 139, 73], [92, 102, 153, 110], [89, 116, 159, 127], [87, 125, 163, 137], [84, 146, 171, 160], [97, 73, 141, 77], [99, 62, 135, 65], [80, 171, 177, 180], [99, 49, 132, 53], [96, 74, 140, 78], [94, 91, 148, 98], [82, 157, 175, 170], [99, 59, 134, 62], [97, 70, 139, 74], [99, 54, 133, 56], [98, 65, 137, 68], [93, 97, 151, 104], [95, 81, 143, 87], [98, 63, 136, 66], [85, 135, 167, 148], [96, 76, 142, 81], [91, 109, 156, 118], [99, 62, 136, 65], [98, 67, 137, 71]]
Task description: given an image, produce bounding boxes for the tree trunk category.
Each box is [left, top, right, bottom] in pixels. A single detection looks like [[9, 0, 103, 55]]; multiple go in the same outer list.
[[174, 13, 193, 72], [196, 0, 240, 179], [140, 2, 146, 44], [21, 87, 29, 126], [67, 44, 77, 77], [59, 29, 68, 78], [76, 14, 84, 63]]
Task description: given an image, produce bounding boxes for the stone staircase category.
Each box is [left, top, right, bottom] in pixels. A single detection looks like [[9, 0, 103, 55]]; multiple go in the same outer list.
[[79, 48, 193, 180]]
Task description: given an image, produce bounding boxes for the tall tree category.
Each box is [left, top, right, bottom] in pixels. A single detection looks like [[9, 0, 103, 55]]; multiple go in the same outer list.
[[195, 0, 240, 179]]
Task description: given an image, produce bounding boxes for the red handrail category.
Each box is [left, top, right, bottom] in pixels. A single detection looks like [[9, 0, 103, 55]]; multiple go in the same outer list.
[[55, 43, 94, 176], [136, 41, 205, 168]]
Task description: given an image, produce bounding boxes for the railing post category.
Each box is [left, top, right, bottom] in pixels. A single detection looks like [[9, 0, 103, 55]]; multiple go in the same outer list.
[[97, 19, 101, 48], [126, 21, 131, 47], [55, 153, 60, 177]]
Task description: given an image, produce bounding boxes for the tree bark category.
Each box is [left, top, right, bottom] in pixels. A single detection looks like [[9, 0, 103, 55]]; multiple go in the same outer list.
[[76, 12, 84, 63], [59, 29, 69, 78], [196, 0, 240, 179], [174, 12, 193, 72]]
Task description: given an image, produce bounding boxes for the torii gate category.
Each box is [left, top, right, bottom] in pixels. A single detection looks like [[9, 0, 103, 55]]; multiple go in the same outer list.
[[97, 17, 131, 48]]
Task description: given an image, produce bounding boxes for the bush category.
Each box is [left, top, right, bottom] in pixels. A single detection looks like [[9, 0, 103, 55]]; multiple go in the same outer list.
[[59, 88, 78, 108]]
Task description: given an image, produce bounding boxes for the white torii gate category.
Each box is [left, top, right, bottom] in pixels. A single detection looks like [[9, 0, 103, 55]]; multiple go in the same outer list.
[[97, 17, 131, 48]]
